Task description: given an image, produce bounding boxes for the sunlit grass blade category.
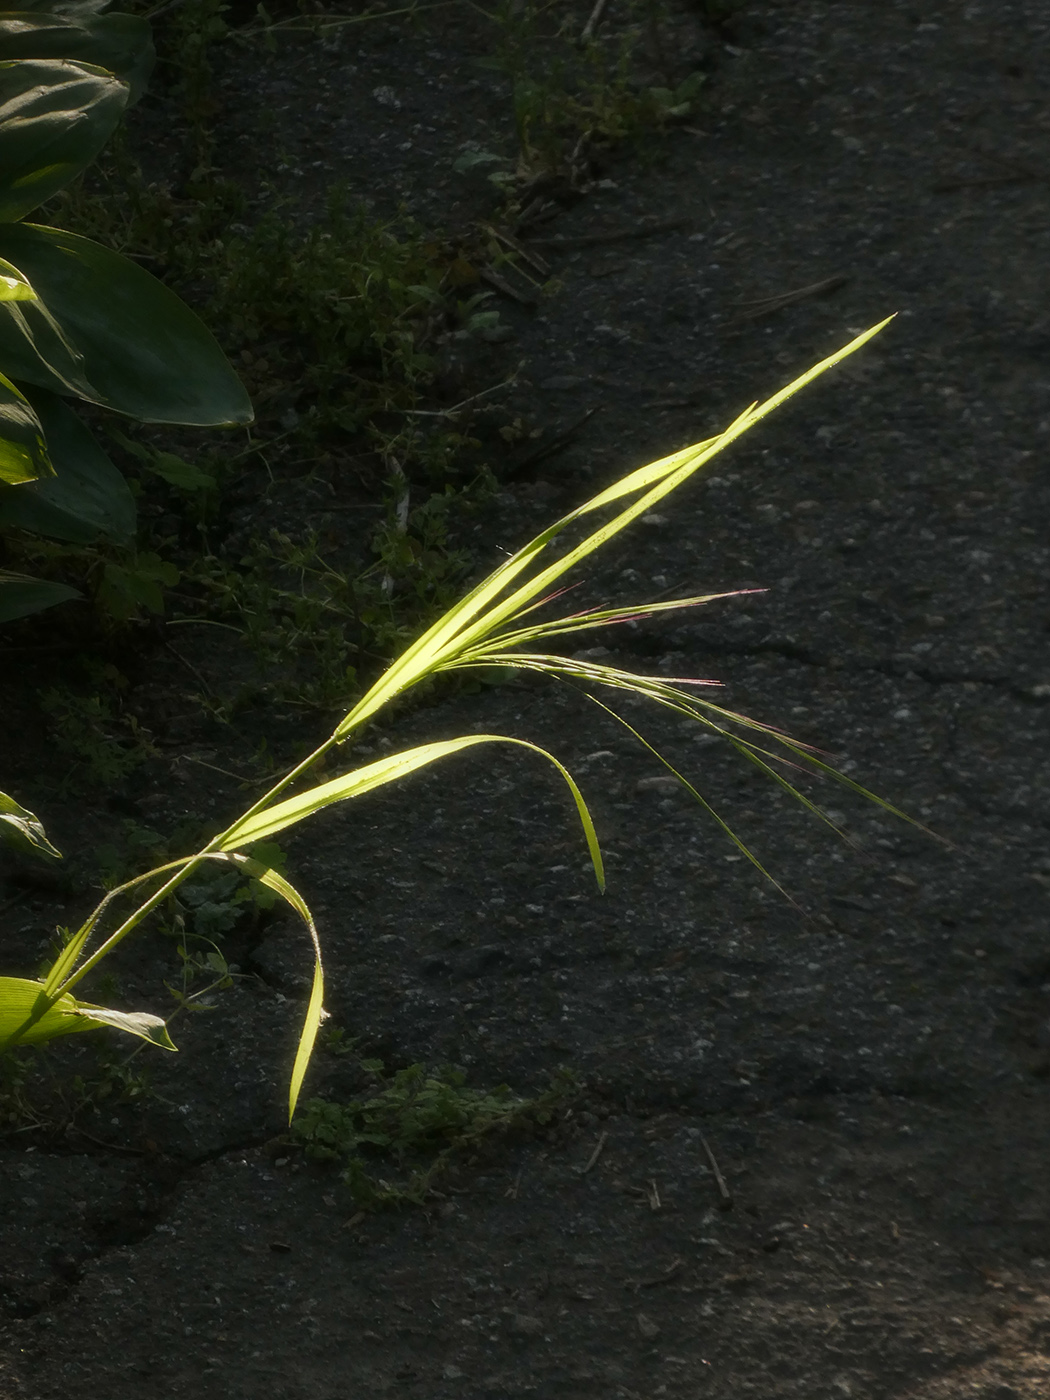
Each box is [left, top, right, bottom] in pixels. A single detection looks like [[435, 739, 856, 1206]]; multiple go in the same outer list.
[[217, 852, 325, 1120], [588, 695, 795, 904], [464, 591, 749, 655], [429, 322, 894, 665], [44, 858, 195, 997], [218, 736, 605, 892], [69, 1005, 176, 1050], [0, 977, 98, 1048], [289, 957, 325, 1122], [334, 321, 892, 736], [4, 318, 905, 1114]]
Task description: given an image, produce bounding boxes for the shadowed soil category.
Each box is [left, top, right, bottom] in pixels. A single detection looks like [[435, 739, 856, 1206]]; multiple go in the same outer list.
[[2, 1, 1049, 1396]]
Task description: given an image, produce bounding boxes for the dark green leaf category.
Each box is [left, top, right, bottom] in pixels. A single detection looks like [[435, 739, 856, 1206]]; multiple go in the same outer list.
[[0, 369, 51, 483], [0, 13, 155, 103], [0, 566, 78, 621], [0, 247, 96, 399], [0, 385, 134, 541], [143, 450, 216, 491], [98, 551, 178, 618], [110, 428, 215, 491], [0, 59, 128, 221], [0, 223, 254, 425]]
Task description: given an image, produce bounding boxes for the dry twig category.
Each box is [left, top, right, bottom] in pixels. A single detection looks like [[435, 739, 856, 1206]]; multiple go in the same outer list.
[[508, 407, 600, 477], [530, 217, 693, 252], [732, 274, 849, 321], [578, 1130, 609, 1174], [581, 0, 610, 42], [699, 1131, 733, 1210]]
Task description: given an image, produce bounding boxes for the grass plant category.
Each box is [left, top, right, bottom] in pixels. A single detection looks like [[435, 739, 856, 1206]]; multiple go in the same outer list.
[[0, 320, 908, 1121]]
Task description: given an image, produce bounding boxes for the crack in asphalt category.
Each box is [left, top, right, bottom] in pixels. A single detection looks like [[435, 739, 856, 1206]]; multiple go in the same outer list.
[[685, 634, 1038, 697]]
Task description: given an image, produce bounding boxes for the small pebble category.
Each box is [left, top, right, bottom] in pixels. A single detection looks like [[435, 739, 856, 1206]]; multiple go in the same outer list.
[[636, 1312, 661, 1340], [511, 1314, 543, 1337], [636, 775, 680, 794]]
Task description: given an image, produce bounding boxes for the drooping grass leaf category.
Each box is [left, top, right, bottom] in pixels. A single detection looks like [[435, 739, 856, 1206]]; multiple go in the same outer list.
[[70, 1002, 175, 1048], [218, 852, 325, 1121], [217, 735, 605, 893]]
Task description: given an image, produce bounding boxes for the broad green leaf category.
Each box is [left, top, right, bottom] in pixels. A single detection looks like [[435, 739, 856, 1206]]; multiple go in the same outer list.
[[0, 975, 175, 1049], [0, 787, 61, 857], [0, 223, 254, 425], [218, 734, 605, 892], [0, 975, 94, 1045], [140, 450, 215, 492], [0, 566, 77, 620], [109, 428, 215, 491], [0, 367, 51, 483], [0, 249, 98, 399], [0, 385, 134, 541], [97, 550, 178, 619], [0, 58, 128, 222], [0, 13, 155, 104]]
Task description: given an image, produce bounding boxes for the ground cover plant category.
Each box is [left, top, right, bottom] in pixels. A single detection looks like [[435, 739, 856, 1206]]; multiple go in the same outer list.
[[0, 0, 251, 623], [6, 0, 717, 669], [0, 318, 903, 1121], [290, 1056, 575, 1207]]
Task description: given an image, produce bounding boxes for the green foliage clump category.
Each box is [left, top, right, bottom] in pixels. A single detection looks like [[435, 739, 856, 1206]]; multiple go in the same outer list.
[[291, 1061, 571, 1207], [464, 0, 707, 195], [0, 0, 251, 622], [212, 194, 493, 437]]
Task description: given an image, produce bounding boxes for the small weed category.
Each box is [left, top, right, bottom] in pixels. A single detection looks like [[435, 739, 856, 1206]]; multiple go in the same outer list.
[[6, 527, 184, 626], [184, 482, 481, 710], [469, 0, 707, 198], [40, 664, 158, 790], [0, 1040, 152, 1136], [69, 1050, 152, 1111], [164, 937, 237, 1018], [291, 1061, 576, 1206], [44, 146, 503, 680], [0, 1047, 33, 1129]]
